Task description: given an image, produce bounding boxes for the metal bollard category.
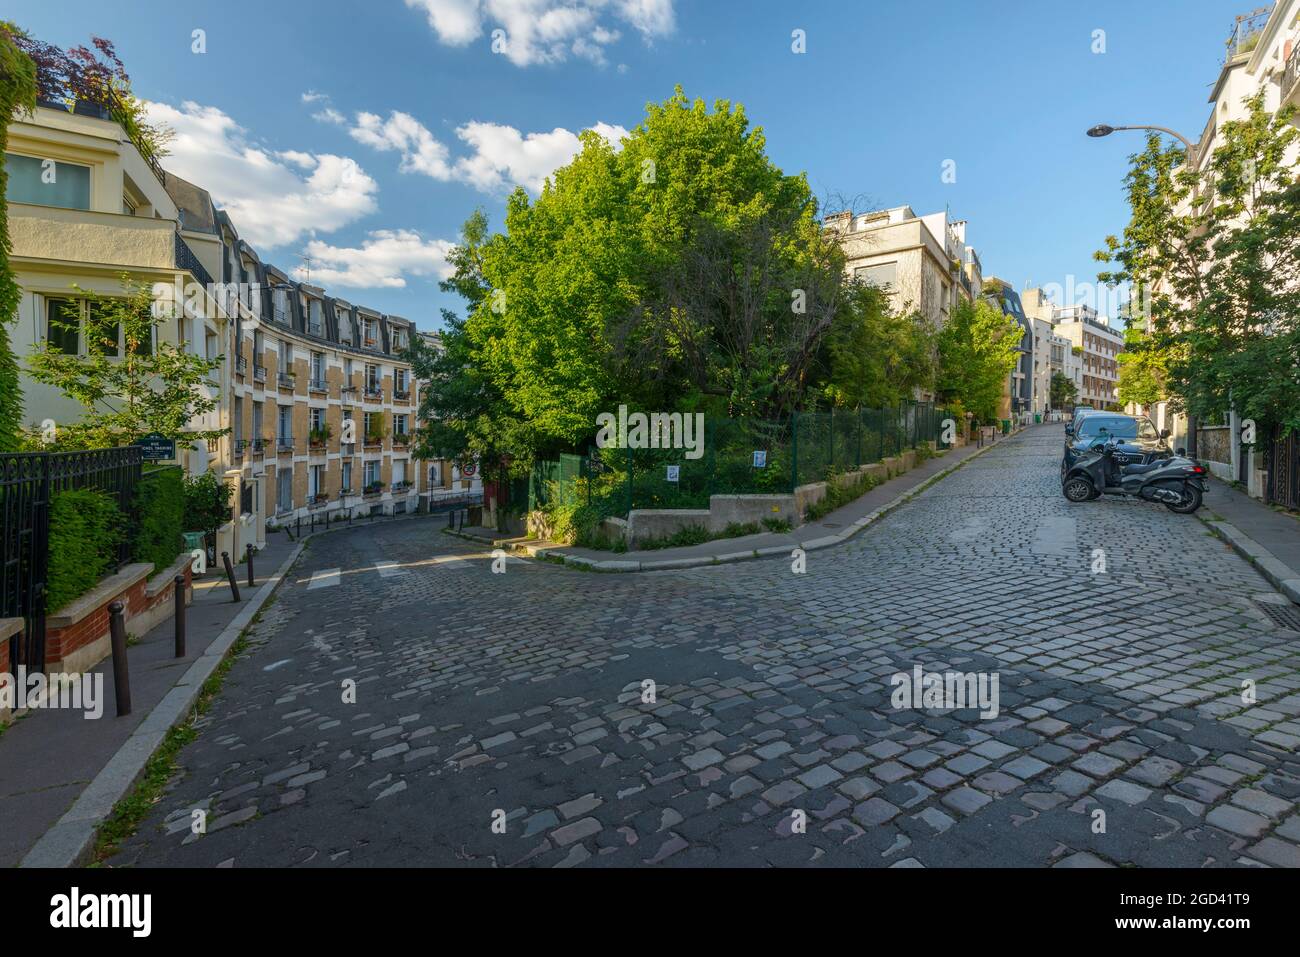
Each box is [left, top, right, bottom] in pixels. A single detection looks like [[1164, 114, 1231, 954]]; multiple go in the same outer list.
[[108, 600, 131, 716], [174, 574, 187, 658], [245, 542, 255, 589], [221, 551, 241, 602]]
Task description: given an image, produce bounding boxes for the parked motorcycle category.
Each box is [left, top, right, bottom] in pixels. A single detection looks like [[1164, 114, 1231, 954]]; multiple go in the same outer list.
[[1061, 436, 1207, 513]]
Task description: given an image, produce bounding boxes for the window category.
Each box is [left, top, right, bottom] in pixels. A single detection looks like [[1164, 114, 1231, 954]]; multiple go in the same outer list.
[[4, 154, 91, 209], [310, 351, 325, 386], [393, 413, 408, 438], [279, 340, 292, 373], [254, 329, 264, 362], [308, 300, 323, 336], [393, 460, 406, 486], [344, 357, 354, 382], [309, 407, 325, 432], [365, 364, 380, 394], [46, 298, 80, 354], [277, 466, 293, 513], [429, 462, 442, 487], [233, 396, 243, 444], [341, 460, 352, 493], [252, 401, 264, 442], [854, 261, 897, 289], [339, 311, 352, 345], [273, 288, 290, 325], [309, 464, 325, 498], [364, 460, 380, 487], [395, 368, 408, 394], [278, 405, 292, 440]]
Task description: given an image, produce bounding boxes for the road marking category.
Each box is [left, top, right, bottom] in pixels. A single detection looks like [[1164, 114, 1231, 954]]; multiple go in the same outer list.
[[307, 568, 341, 589], [374, 560, 405, 578]]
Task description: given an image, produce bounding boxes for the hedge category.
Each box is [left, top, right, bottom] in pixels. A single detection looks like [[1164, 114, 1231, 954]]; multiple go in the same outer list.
[[132, 466, 184, 572], [47, 488, 125, 614]]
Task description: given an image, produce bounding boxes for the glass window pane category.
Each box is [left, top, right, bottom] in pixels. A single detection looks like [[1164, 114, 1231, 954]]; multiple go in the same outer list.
[[46, 298, 80, 354], [5, 154, 91, 209]]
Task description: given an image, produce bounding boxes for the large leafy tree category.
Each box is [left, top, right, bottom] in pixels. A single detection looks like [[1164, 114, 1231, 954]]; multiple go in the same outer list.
[[935, 297, 1022, 422], [0, 23, 37, 453], [818, 283, 934, 409], [1049, 371, 1078, 411], [1097, 92, 1300, 434], [26, 276, 226, 450], [463, 88, 861, 452]]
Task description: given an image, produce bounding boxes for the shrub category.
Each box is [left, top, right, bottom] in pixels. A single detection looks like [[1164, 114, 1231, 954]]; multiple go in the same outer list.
[[804, 471, 878, 522], [183, 470, 230, 543], [132, 466, 184, 571], [47, 488, 124, 613]]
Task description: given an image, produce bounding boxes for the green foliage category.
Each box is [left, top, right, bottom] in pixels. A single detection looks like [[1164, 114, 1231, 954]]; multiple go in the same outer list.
[[935, 297, 1022, 422], [25, 275, 226, 450], [804, 470, 878, 522], [819, 284, 935, 408], [46, 487, 124, 613], [1096, 92, 1300, 434], [182, 470, 230, 543], [0, 23, 37, 453], [1050, 371, 1079, 410], [1116, 325, 1166, 408], [131, 467, 184, 571], [636, 524, 711, 550]]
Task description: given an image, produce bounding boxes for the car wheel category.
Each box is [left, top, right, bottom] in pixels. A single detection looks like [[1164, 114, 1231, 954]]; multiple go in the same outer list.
[[1164, 485, 1202, 514], [1063, 476, 1094, 503]]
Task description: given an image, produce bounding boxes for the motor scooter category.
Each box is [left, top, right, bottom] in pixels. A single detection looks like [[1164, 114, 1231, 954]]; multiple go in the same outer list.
[[1061, 436, 1207, 513]]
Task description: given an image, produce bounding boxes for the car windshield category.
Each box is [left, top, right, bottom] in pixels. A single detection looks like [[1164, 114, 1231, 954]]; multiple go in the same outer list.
[[1079, 416, 1157, 440]]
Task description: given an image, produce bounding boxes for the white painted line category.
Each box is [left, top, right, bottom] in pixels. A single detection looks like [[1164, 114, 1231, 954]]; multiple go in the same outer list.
[[307, 568, 341, 589], [374, 560, 405, 578]]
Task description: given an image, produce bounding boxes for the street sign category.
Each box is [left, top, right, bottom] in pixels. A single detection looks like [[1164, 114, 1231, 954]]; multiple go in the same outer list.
[[134, 432, 176, 461], [752, 450, 767, 468], [666, 465, 680, 483]]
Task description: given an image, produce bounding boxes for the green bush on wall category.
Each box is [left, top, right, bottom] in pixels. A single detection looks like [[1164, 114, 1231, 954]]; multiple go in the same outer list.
[[46, 488, 125, 614], [132, 467, 184, 572]]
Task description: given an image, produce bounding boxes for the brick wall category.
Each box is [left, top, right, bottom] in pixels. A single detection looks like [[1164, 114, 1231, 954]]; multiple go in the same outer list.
[[46, 577, 146, 665]]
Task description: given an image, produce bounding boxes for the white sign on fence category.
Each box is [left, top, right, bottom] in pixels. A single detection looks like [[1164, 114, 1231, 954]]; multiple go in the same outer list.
[[666, 465, 680, 483]]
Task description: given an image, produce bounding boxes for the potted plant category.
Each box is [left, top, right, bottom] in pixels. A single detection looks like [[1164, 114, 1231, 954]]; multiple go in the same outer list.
[[309, 423, 332, 448]]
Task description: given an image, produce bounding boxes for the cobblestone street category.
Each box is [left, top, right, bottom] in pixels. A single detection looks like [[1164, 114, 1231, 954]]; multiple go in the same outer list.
[[109, 426, 1300, 868]]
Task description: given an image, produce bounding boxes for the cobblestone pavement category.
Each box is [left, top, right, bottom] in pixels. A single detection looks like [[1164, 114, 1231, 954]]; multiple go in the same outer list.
[[109, 426, 1300, 868]]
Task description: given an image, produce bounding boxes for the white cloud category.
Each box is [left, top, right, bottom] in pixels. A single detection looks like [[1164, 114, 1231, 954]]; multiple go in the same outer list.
[[350, 110, 454, 179], [406, 0, 675, 67], [145, 100, 378, 249], [348, 110, 626, 194], [297, 230, 455, 289]]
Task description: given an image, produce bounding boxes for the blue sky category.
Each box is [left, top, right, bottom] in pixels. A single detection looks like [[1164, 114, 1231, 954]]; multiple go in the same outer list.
[[7, 0, 1245, 329]]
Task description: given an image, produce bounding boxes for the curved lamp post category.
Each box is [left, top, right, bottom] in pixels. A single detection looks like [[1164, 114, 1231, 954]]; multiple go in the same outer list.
[[1086, 122, 1199, 454]]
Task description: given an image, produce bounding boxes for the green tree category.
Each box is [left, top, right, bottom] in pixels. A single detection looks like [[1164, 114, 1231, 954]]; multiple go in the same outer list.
[[1097, 92, 1300, 434], [1116, 325, 1166, 408], [462, 88, 869, 452], [818, 283, 934, 408], [25, 275, 226, 450], [0, 23, 37, 453], [935, 297, 1021, 422], [1049, 371, 1078, 411]]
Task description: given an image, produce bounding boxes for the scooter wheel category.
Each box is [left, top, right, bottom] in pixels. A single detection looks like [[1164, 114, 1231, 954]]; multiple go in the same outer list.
[[1164, 485, 1203, 514], [1063, 477, 1095, 502]]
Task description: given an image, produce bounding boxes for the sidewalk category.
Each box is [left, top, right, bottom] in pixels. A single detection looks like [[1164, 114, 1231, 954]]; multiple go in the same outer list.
[[449, 429, 1018, 571], [1200, 476, 1300, 605], [0, 529, 300, 868]]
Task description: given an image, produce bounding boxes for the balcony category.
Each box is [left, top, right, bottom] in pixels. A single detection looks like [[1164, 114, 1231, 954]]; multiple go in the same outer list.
[[394, 387, 410, 401], [277, 437, 294, 453], [309, 492, 330, 509], [392, 432, 410, 448], [278, 372, 296, 391], [235, 355, 247, 376], [253, 364, 267, 383], [1285, 43, 1300, 101], [363, 482, 385, 497], [364, 384, 383, 400], [341, 385, 357, 406], [391, 480, 412, 493], [234, 439, 247, 459]]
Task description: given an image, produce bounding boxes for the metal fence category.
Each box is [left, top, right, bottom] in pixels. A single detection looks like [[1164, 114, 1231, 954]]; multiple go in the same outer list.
[[525, 402, 956, 516], [0, 447, 144, 674]]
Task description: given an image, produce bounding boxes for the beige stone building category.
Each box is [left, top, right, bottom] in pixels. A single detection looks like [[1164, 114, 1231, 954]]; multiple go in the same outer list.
[[1052, 304, 1123, 410]]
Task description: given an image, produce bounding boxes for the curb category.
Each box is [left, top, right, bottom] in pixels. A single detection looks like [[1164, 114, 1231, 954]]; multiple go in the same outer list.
[[452, 433, 1013, 574], [1199, 518, 1300, 606], [19, 539, 307, 868]]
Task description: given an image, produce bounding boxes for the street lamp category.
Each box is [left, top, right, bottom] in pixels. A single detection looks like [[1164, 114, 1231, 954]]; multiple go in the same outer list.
[[1086, 121, 1200, 455], [1086, 123, 1198, 166]]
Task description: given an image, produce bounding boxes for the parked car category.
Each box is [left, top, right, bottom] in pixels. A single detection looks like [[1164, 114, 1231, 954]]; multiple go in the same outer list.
[[1062, 412, 1170, 477]]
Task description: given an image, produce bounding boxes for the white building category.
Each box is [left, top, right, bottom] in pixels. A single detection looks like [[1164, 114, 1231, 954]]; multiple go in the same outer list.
[[1052, 304, 1123, 410]]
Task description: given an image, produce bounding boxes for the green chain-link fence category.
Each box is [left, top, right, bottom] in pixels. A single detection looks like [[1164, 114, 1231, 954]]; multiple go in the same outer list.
[[526, 402, 956, 517]]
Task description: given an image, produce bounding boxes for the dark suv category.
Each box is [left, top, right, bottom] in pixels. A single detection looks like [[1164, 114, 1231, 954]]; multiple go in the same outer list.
[[1062, 413, 1170, 476]]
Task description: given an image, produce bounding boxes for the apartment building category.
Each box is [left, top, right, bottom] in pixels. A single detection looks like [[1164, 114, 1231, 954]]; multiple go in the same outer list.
[[202, 215, 423, 526], [826, 205, 983, 329], [1052, 304, 1123, 410], [5, 101, 234, 476]]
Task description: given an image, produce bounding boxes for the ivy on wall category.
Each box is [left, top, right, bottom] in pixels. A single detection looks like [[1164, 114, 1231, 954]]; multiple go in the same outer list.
[[0, 23, 37, 452]]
